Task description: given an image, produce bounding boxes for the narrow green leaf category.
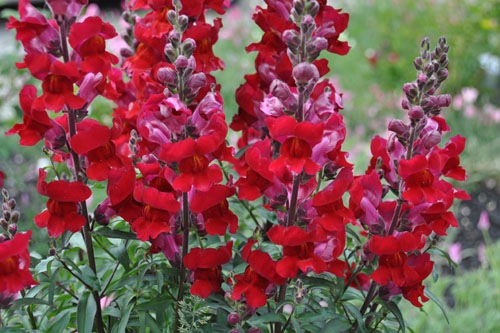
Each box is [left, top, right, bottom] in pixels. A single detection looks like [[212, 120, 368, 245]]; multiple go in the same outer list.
[[96, 227, 137, 240], [344, 303, 367, 332], [117, 299, 134, 333], [383, 301, 405, 333], [135, 297, 169, 311], [47, 310, 72, 332], [234, 144, 252, 159], [248, 313, 287, 325], [80, 266, 101, 291], [322, 317, 351, 332], [12, 297, 51, 307], [424, 288, 449, 324], [77, 291, 97, 333]]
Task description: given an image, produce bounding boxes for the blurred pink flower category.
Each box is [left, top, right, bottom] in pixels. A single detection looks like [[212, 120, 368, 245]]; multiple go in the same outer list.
[[478, 210, 490, 231], [100, 293, 115, 308], [448, 242, 462, 264]]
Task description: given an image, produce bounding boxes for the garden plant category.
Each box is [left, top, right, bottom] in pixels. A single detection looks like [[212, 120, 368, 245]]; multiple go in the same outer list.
[[0, 0, 469, 332]]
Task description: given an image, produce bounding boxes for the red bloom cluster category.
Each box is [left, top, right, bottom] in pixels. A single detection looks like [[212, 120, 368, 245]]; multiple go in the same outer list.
[[5, 0, 469, 321]]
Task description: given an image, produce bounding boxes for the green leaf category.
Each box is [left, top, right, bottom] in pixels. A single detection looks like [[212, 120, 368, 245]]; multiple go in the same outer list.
[[344, 303, 367, 332], [117, 296, 135, 333], [47, 309, 72, 332], [322, 317, 351, 332], [81, 266, 102, 291], [302, 276, 337, 289], [248, 313, 287, 326], [96, 227, 137, 240], [234, 143, 252, 159], [383, 301, 405, 333], [12, 297, 51, 307], [77, 291, 97, 333], [135, 297, 170, 311], [424, 288, 449, 324]]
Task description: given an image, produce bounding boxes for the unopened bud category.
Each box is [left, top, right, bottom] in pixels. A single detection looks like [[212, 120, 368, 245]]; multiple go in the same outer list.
[[164, 43, 178, 63], [227, 313, 241, 326], [292, 62, 319, 85], [186, 73, 207, 92], [9, 211, 19, 224], [437, 94, 451, 108], [168, 30, 181, 48], [409, 106, 424, 120], [2, 203, 9, 212], [175, 55, 189, 69], [306, 0, 320, 17], [282, 29, 300, 51], [157, 67, 178, 85], [7, 224, 16, 235], [167, 10, 177, 25], [2, 189, 9, 200], [422, 131, 441, 149], [181, 38, 196, 57], [402, 83, 418, 100], [120, 48, 134, 58], [388, 119, 409, 137], [178, 15, 189, 32], [49, 248, 57, 256], [3, 211, 10, 221], [0, 218, 7, 229], [413, 57, 423, 70], [401, 98, 410, 110], [311, 37, 328, 53], [8, 199, 15, 209], [293, 0, 305, 15], [270, 79, 292, 101]]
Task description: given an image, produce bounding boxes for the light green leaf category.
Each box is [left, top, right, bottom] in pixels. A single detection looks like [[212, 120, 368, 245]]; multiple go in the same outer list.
[[383, 301, 405, 333], [424, 288, 449, 324], [77, 291, 97, 333]]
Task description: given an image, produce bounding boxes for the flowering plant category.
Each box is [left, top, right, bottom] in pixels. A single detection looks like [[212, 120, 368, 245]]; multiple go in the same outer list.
[[1, 0, 469, 332]]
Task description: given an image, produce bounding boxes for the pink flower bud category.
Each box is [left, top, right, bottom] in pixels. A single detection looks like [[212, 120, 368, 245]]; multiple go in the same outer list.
[[388, 119, 409, 137], [227, 312, 241, 326], [292, 62, 319, 85], [422, 130, 441, 149], [409, 106, 424, 120], [157, 67, 178, 85], [478, 210, 490, 231], [437, 94, 451, 108], [175, 55, 189, 69]]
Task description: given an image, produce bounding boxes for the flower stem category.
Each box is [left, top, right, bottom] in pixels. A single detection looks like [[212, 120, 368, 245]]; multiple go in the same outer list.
[[174, 192, 190, 332]]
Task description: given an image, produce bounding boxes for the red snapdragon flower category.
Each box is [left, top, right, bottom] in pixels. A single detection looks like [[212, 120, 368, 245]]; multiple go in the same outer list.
[[266, 116, 324, 179], [268, 225, 327, 278], [184, 242, 233, 298], [6, 85, 54, 146], [190, 185, 238, 235], [69, 16, 119, 74], [398, 155, 443, 204], [34, 169, 92, 237], [22, 53, 85, 112], [232, 240, 286, 308], [0, 231, 38, 294], [368, 233, 432, 307], [7, 0, 59, 54], [131, 178, 180, 241]]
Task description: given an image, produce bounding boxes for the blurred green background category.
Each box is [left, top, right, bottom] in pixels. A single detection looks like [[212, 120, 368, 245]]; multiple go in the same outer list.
[[1, 0, 499, 331]]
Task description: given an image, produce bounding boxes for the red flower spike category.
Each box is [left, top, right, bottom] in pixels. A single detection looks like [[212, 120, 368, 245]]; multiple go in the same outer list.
[[184, 242, 233, 298], [0, 231, 38, 294]]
